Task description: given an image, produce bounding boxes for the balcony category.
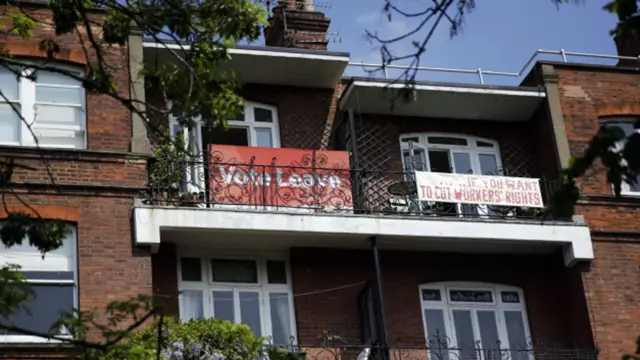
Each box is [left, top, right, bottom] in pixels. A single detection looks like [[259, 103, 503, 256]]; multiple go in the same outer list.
[[141, 147, 559, 222], [135, 145, 592, 266], [274, 344, 599, 360]]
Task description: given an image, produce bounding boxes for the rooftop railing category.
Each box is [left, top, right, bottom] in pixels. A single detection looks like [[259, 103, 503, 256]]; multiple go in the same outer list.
[[348, 49, 638, 85]]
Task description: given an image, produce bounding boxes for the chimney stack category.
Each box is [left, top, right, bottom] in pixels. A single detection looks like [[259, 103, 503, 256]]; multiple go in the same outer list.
[[614, 15, 640, 67], [264, 0, 331, 50]]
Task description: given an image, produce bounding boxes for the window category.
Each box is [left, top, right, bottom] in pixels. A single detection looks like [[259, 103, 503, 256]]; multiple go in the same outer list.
[[0, 66, 86, 149], [600, 119, 640, 196], [400, 133, 504, 216], [419, 282, 531, 360], [400, 134, 502, 175], [0, 225, 77, 342], [178, 255, 296, 345], [169, 102, 280, 193]]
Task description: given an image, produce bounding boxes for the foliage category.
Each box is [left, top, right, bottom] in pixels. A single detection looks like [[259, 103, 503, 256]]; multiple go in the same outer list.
[[149, 130, 189, 189], [0, 0, 267, 356], [97, 317, 264, 360]]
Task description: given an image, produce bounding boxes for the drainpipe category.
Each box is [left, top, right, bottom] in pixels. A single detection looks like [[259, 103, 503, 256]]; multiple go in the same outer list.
[[370, 236, 390, 360]]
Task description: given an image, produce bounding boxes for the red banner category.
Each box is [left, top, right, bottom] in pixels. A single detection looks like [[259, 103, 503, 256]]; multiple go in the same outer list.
[[208, 145, 352, 211]]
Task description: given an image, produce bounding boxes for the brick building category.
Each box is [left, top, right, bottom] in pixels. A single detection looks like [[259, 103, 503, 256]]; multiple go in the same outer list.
[[0, 1, 639, 360]]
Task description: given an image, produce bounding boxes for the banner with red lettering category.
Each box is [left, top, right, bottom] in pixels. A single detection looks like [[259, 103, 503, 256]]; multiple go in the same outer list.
[[208, 145, 352, 210], [414, 171, 544, 208]]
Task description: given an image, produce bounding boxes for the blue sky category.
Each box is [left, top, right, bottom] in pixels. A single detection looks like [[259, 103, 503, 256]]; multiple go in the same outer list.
[[316, 0, 619, 85]]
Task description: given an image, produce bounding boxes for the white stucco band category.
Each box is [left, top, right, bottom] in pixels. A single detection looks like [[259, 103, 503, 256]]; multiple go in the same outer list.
[[133, 206, 594, 267]]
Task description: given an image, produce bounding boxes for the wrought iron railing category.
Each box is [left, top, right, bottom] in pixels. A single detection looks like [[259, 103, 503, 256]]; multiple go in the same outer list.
[[141, 161, 564, 221], [271, 344, 599, 360]]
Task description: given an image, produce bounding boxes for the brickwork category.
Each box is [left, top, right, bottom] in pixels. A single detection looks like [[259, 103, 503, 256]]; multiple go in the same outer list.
[[350, 113, 540, 176], [290, 248, 595, 348], [553, 63, 640, 359], [0, 4, 132, 153], [0, 2, 153, 353], [145, 83, 342, 151]]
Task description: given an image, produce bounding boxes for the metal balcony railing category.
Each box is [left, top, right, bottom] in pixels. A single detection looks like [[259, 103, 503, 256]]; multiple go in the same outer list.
[[141, 160, 564, 221], [272, 344, 599, 360]]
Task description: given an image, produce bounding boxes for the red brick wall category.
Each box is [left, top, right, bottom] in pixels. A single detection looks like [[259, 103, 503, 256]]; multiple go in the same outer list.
[[0, 4, 132, 153], [290, 248, 594, 348], [145, 83, 342, 151], [0, 3, 152, 352], [554, 64, 640, 359], [351, 113, 541, 178]]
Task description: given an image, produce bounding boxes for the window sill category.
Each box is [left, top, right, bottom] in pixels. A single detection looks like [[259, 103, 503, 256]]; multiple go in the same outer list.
[[0, 143, 152, 161], [0, 335, 73, 344]]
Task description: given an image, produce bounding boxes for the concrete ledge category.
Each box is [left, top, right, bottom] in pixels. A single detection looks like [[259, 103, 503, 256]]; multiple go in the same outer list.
[[133, 206, 594, 267]]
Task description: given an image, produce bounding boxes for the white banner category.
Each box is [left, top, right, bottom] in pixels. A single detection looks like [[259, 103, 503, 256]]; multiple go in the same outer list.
[[414, 171, 544, 208]]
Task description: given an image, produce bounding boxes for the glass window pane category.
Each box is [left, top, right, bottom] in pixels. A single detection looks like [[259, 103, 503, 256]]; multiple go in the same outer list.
[[211, 259, 257, 283], [476, 141, 494, 148], [401, 137, 419, 143], [422, 289, 441, 301], [452, 310, 476, 360], [428, 137, 468, 146], [212, 290, 234, 322], [428, 150, 451, 173], [267, 261, 287, 284], [453, 153, 472, 174], [206, 127, 249, 146], [32, 127, 84, 149], [403, 149, 426, 171], [180, 258, 202, 281], [477, 310, 500, 350], [255, 128, 273, 147], [239, 292, 261, 337], [254, 108, 273, 123], [34, 104, 83, 127], [450, 290, 493, 302], [479, 154, 499, 175], [227, 108, 245, 121], [2, 284, 74, 335], [505, 311, 528, 354], [180, 290, 204, 321], [501, 291, 520, 303], [269, 293, 292, 345], [0, 230, 74, 271], [0, 67, 19, 101], [36, 86, 82, 105], [424, 309, 450, 360], [35, 70, 82, 87], [0, 103, 20, 143], [629, 174, 640, 192]]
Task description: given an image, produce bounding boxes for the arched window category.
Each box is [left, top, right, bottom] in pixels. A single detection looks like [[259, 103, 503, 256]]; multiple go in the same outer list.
[[419, 282, 531, 359], [400, 133, 502, 175]]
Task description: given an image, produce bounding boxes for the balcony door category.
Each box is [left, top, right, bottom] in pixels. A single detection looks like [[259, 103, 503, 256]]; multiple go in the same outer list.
[[399, 133, 503, 216], [169, 102, 280, 195]]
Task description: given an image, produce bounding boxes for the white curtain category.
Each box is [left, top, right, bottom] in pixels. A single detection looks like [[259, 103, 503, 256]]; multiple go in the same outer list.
[[269, 293, 292, 345], [180, 290, 204, 321]]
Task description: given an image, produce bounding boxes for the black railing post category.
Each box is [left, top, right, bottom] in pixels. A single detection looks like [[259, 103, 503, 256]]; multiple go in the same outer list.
[[369, 236, 390, 360]]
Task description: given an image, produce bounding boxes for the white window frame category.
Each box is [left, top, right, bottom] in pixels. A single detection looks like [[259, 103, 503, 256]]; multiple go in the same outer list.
[[0, 64, 87, 149], [399, 133, 503, 174], [0, 225, 78, 343], [419, 282, 532, 356], [168, 101, 281, 194], [177, 250, 297, 345], [399, 133, 504, 216], [601, 118, 640, 197]]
